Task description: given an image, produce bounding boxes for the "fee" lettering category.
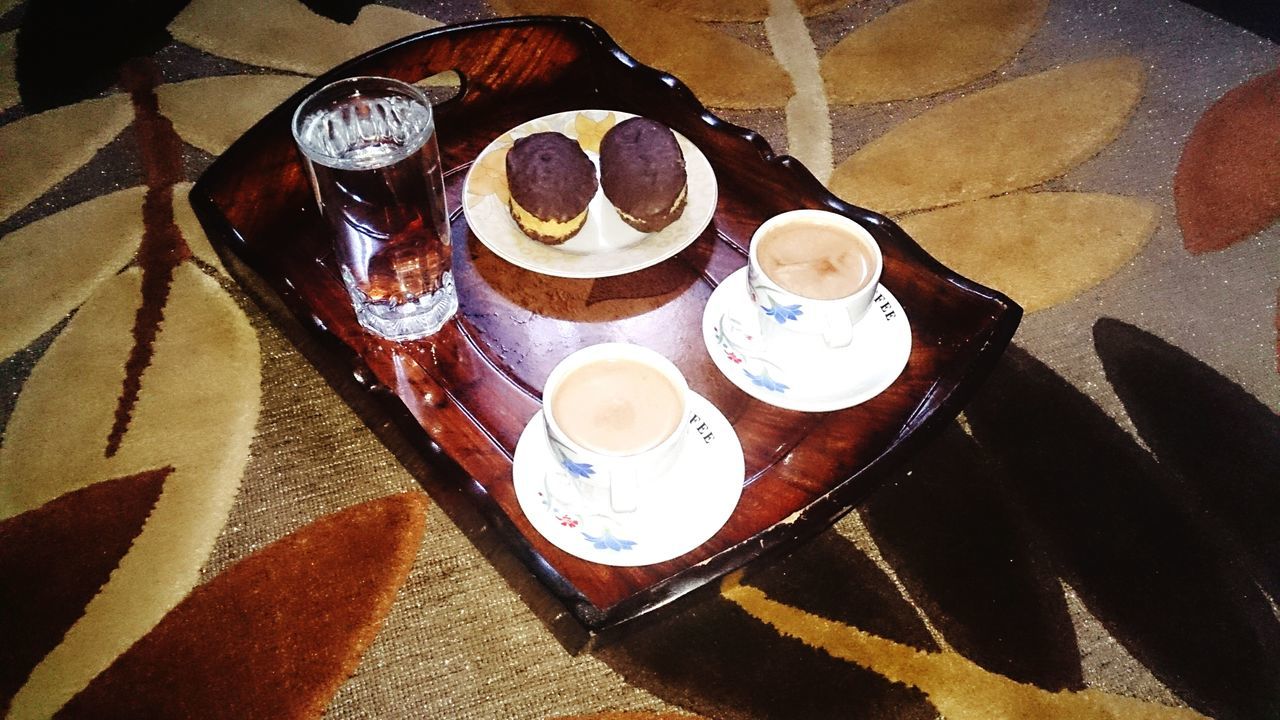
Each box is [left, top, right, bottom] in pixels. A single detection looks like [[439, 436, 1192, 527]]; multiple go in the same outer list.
[[688, 413, 716, 444]]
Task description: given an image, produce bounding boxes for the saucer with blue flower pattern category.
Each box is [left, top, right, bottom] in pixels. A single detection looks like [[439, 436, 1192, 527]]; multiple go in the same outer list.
[[512, 392, 743, 567], [702, 266, 911, 412]]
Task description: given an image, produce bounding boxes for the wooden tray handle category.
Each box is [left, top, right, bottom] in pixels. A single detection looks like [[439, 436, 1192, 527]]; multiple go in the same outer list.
[[305, 17, 613, 115]]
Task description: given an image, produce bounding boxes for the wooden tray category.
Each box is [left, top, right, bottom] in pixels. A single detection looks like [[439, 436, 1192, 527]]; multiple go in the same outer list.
[[191, 17, 1021, 645]]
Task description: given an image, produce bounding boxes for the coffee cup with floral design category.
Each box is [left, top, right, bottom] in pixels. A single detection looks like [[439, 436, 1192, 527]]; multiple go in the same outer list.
[[541, 343, 690, 514], [746, 209, 883, 363]]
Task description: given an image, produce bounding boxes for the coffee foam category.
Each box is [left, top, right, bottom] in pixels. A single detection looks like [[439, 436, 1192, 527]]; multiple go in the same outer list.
[[756, 220, 874, 300], [550, 358, 683, 455]]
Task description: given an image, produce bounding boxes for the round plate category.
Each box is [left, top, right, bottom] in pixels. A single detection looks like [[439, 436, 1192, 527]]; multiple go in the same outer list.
[[512, 392, 743, 567], [703, 267, 912, 412], [461, 110, 717, 279]]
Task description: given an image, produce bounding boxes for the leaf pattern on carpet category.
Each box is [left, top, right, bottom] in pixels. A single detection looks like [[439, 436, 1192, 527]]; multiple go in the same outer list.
[[634, 0, 843, 22], [898, 192, 1158, 313], [169, 0, 441, 76], [964, 345, 1280, 719], [11, 0, 187, 112], [721, 574, 1208, 720], [171, 182, 226, 275], [821, 0, 1048, 105], [0, 187, 144, 359], [595, 530, 940, 719], [0, 469, 168, 715], [859, 422, 1083, 691], [0, 30, 17, 111], [156, 75, 310, 156], [53, 492, 428, 719], [0, 94, 132, 220], [1173, 67, 1280, 254], [0, 265, 260, 719], [607, 333, 1280, 718], [490, 0, 794, 109], [1093, 318, 1280, 601], [829, 57, 1145, 214]]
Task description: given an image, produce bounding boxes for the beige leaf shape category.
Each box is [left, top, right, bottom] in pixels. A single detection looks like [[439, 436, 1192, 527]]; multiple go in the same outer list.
[[822, 0, 1048, 105], [898, 192, 1158, 312], [469, 144, 511, 205], [829, 57, 1145, 214], [575, 111, 617, 154], [173, 181, 227, 275], [491, 0, 793, 109], [721, 575, 1208, 720], [0, 263, 260, 718], [0, 187, 143, 360], [1, 30, 18, 111], [169, 0, 441, 77], [0, 94, 133, 222], [635, 0, 843, 22], [156, 74, 309, 156]]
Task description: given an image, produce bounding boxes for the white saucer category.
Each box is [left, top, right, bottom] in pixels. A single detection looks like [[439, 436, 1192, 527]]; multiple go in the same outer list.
[[462, 110, 717, 279], [512, 391, 743, 567], [702, 267, 911, 412]]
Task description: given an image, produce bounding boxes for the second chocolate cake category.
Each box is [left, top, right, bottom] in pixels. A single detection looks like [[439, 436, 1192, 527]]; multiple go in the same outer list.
[[506, 132, 598, 245], [599, 118, 688, 233]]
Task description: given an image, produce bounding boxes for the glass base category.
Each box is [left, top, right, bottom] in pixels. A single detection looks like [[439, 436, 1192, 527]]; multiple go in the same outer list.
[[349, 272, 458, 340]]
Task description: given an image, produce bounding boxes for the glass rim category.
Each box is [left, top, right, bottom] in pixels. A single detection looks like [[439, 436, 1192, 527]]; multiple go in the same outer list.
[[290, 75, 435, 169]]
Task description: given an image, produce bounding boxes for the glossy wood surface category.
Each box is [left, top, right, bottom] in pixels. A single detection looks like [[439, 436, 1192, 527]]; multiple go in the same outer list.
[[191, 17, 1022, 637]]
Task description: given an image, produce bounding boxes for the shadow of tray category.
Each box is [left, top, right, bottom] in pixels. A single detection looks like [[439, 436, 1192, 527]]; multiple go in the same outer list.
[[191, 16, 1022, 649]]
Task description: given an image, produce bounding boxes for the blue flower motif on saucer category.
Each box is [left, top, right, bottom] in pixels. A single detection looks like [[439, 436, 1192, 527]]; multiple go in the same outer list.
[[583, 527, 638, 551], [761, 299, 803, 324], [561, 457, 595, 479], [745, 368, 789, 393]]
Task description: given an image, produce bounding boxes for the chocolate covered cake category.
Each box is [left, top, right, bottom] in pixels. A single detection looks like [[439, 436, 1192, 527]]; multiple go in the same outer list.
[[599, 118, 688, 233], [505, 132, 598, 244]]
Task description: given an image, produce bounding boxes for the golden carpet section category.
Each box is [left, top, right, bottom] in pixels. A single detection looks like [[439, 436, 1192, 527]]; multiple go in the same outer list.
[[828, 57, 1146, 214], [900, 193, 1158, 313], [491, 0, 795, 109], [821, 0, 1048, 104], [720, 575, 1208, 720], [169, 0, 441, 76]]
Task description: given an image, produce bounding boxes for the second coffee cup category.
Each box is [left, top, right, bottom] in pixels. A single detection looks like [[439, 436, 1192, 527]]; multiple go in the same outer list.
[[747, 209, 883, 357], [542, 343, 690, 514]]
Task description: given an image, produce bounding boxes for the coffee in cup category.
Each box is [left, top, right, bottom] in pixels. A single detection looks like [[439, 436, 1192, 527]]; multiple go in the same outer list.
[[747, 209, 884, 352], [755, 219, 877, 301], [542, 343, 690, 513], [550, 357, 684, 456]]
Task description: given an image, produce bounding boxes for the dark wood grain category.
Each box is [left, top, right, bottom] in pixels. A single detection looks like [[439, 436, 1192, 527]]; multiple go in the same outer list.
[[191, 17, 1021, 642]]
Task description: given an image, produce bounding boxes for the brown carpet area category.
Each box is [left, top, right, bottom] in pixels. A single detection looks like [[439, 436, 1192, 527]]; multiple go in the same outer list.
[[0, 1, 1276, 719]]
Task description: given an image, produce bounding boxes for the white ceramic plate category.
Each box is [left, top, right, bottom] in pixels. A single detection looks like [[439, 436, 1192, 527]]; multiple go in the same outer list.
[[703, 267, 912, 412], [512, 391, 743, 567], [461, 110, 717, 279]]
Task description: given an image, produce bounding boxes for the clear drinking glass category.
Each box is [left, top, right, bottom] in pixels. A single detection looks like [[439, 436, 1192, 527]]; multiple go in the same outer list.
[[291, 76, 457, 339]]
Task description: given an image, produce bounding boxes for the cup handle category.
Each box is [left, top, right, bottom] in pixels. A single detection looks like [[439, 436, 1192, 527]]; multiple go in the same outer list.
[[822, 307, 855, 349], [609, 466, 639, 514]]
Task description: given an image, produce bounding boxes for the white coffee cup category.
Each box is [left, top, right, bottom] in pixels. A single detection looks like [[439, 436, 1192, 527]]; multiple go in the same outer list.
[[542, 343, 690, 514], [747, 209, 883, 358]]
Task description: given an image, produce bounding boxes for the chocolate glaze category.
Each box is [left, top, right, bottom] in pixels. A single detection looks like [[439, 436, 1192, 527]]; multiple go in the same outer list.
[[506, 132, 597, 231], [599, 118, 688, 232]]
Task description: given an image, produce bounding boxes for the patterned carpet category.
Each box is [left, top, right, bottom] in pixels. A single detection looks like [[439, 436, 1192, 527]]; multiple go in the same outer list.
[[1, 1, 1277, 718]]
